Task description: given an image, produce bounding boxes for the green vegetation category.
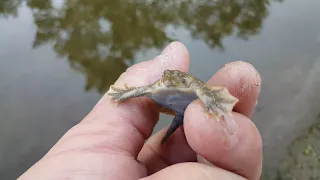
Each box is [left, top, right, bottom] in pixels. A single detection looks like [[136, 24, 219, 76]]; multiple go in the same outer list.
[[276, 123, 320, 180]]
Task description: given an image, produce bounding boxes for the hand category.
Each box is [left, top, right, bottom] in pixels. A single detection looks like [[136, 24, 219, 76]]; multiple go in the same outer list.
[[19, 42, 262, 180]]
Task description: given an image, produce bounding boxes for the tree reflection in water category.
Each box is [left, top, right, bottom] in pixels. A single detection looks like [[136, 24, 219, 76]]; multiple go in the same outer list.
[[1, 0, 273, 93], [0, 0, 23, 18]]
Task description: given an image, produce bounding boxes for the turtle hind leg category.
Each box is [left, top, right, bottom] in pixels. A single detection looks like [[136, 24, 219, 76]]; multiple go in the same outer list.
[[161, 115, 184, 144]]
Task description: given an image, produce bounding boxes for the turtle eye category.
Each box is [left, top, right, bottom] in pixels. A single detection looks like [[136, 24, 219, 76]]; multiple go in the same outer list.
[[173, 70, 179, 76], [163, 70, 170, 75], [181, 78, 187, 85]]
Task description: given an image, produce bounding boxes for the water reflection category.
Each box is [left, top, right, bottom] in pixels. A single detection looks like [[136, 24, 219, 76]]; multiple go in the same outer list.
[[0, 0, 23, 18], [1, 0, 272, 92]]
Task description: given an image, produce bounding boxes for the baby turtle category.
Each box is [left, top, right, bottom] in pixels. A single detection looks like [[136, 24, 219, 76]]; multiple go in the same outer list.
[[107, 69, 239, 144]]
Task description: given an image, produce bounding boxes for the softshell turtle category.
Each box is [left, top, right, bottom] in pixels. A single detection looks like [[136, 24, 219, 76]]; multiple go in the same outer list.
[[107, 69, 239, 144]]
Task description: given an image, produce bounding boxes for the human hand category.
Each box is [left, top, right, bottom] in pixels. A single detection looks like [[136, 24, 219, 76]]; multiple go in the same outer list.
[[19, 41, 262, 180]]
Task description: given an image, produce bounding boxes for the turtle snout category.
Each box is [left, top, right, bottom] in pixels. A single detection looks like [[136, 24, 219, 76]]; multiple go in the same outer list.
[[165, 80, 175, 87]]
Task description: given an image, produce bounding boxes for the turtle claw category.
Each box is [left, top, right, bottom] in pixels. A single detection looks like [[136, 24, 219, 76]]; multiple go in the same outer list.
[[110, 86, 123, 92], [204, 108, 221, 121], [124, 83, 134, 90], [107, 85, 134, 102], [107, 84, 150, 103], [107, 92, 120, 107], [110, 84, 133, 92]]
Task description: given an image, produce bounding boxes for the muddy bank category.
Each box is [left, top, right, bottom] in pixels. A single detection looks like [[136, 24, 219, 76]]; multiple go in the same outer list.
[[265, 119, 320, 180], [257, 56, 320, 178], [277, 122, 320, 180]]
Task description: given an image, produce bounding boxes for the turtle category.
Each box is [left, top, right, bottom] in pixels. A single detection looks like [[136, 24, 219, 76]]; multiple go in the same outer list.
[[107, 69, 239, 144]]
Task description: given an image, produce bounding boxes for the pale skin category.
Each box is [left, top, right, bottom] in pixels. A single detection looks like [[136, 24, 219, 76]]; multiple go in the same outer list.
[[18, 41, 262, 180]]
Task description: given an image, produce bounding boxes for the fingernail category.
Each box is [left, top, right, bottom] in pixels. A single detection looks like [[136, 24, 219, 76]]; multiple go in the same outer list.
[[161, 41, 175, 56], [156, 42, 175, 68], [220, 114, 238, 149], [158, 41, 188, 70]]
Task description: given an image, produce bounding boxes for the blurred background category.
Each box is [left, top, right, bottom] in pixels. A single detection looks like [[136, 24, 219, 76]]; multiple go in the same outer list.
[[0, 0, 320, 179]]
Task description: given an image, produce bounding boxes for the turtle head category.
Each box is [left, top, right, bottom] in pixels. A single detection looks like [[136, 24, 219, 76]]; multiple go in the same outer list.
[[161, 69, 193, 88]]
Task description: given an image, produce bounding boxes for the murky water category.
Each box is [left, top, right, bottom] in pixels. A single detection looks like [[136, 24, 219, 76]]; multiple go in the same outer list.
[[0, 0, 320, 179]]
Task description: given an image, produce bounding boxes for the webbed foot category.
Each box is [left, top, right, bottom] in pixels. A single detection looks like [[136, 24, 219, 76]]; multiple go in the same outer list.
[[107, 83, 153, 105], [161, 115, 184, 144], [200, 86, 239, 120], [107, 84, 136, 102]]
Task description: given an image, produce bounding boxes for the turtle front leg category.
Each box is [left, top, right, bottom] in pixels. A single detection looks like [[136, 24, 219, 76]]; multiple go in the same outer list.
[[107, 84, 154, 102], [161, 115, 184, 144], [196, 86, 239, 120]]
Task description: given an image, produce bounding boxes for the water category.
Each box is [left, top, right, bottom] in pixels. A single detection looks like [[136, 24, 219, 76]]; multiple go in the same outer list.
[[0, 0, 319, 179]]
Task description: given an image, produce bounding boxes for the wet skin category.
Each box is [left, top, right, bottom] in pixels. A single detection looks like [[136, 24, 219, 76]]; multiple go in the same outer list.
[[107, 69, 239, 143]]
